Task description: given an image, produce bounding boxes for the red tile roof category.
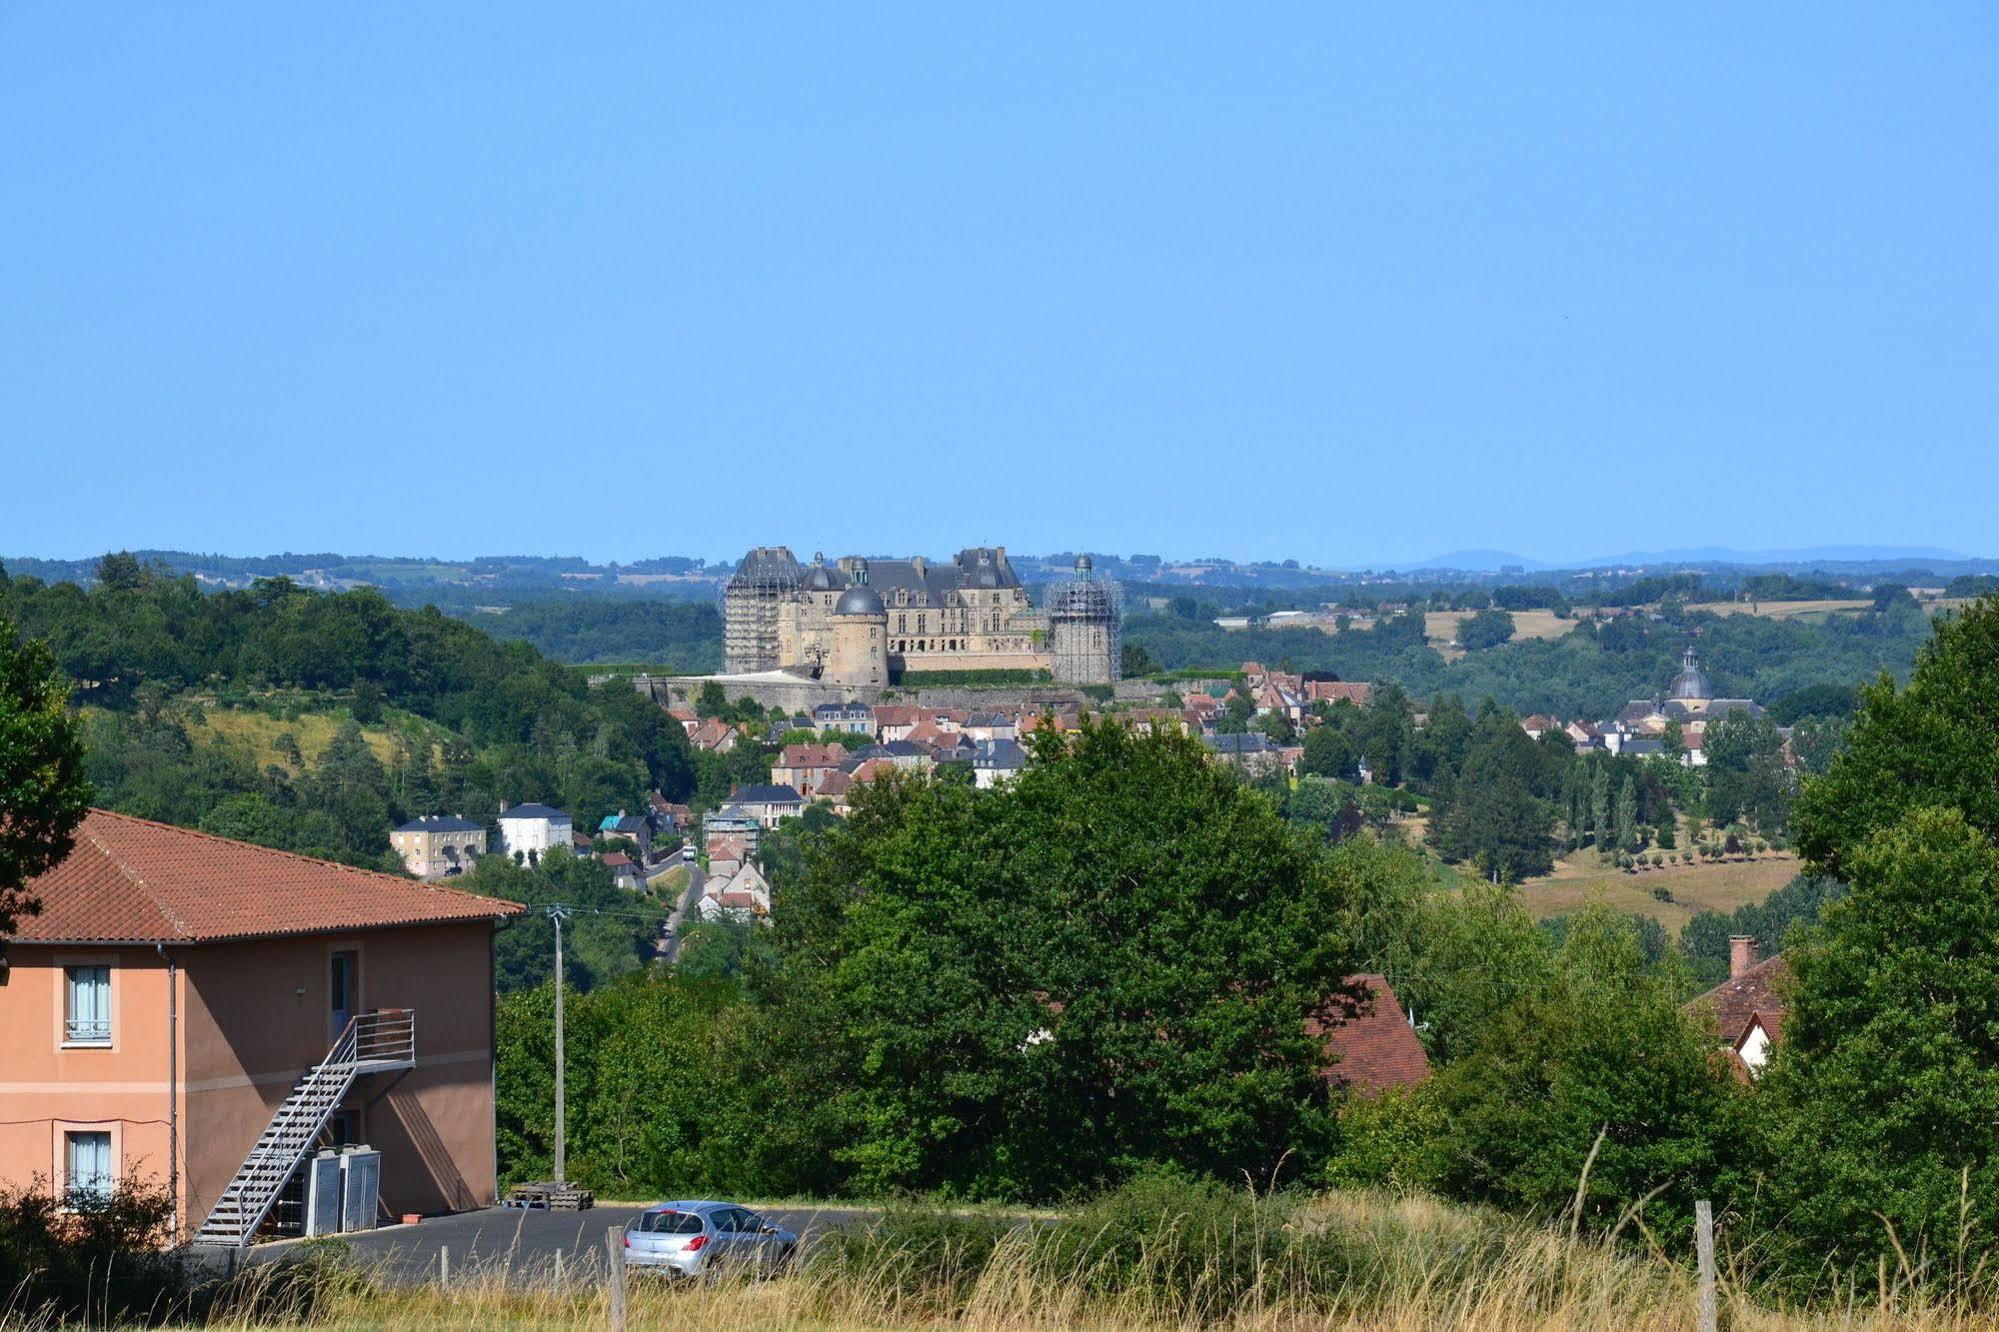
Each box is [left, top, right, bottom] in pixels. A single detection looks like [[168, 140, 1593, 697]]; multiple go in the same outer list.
[[12, 809, 524, 945], [1309, 974, 1432, 1094], [1689, 954, 1789, 1045]]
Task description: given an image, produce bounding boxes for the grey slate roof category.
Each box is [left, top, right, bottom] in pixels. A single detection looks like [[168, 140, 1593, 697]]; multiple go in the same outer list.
[[731, 784, 804, 804], [500, 803, 570, 822], [1205, 733, 1276, 754], [395, 815, 484, 833], [974, 739, 1028, 769]]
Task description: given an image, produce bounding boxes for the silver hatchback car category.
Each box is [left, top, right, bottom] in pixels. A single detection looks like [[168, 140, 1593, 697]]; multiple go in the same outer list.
[[622, 1201, 798, 1278]]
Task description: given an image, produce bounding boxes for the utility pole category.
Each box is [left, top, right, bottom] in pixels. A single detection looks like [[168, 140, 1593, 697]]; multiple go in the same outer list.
[[549, 904, 572, 1184]]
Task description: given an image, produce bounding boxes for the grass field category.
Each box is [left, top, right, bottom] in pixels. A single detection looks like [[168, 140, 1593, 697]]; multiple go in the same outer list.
[[1520, 852, 1800, 932], [1422, 608, 1575, 659], [195, 705, 412, 768], [1683, 598, 1872, 621]]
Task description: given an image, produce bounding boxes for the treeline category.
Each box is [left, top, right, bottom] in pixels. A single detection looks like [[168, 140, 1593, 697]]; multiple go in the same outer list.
[[465, 599, 723, 670], [0, 556, 700, 865], [1126, 597, 1934, 721]]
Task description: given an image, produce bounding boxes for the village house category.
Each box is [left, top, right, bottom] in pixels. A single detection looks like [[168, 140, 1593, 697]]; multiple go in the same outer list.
[[596, 812, 653, 861], [812, 701, 875, 734], [973, 738, 1029, 788], [1688, 936, 1788, 1078], [495, 803, 572, 863], [1304, 679, 1374, 708], [0, 811, 523, 1244], [871, 705, 922, 743], [388, 815, 486, 880], [699, 860, 773, 923], [688, 718, 740, 754], [724, 784, 805, 830], [771, 743, 849, 797], [599, 851, 645, 891]]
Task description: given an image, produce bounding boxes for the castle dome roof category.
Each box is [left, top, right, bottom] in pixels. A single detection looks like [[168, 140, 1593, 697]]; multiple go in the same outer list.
[[1668, 647, 1713, 701], [834, 557, 885, 616], [801, 552, 843, 592], [835, 585, 884, 615]]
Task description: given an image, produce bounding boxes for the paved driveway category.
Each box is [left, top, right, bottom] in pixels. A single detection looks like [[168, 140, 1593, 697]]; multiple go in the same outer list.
[[245, 1202, 868, 1284]]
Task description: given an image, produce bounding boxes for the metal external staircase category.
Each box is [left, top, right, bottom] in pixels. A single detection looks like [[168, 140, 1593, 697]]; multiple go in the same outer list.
[[194, 1009, 415, 1247]]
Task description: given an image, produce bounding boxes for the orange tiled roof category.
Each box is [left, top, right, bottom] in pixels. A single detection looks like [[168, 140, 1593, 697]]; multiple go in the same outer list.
[[12, 810, 525, 945], [1689, 954, 1788, 1045], [1309, 974, 1432, 1094]]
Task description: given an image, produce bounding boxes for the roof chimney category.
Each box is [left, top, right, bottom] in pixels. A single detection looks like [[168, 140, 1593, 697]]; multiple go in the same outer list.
[[1730, 936, 1759, 979]]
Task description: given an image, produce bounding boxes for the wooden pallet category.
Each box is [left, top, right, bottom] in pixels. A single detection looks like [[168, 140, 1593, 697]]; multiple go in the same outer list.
[[502, 1181, 595, 1211]]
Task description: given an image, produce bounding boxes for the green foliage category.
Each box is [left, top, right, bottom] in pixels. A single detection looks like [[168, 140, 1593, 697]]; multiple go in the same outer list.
[[471, 598, 722, 670], [0, 568, 698, 867], [1420, 909, 1745, 1240], [764, 723, 1363, 1199], [0, 1176, 185, 1325], [1795, 595, 1999, 880], [1456, 607, 1516, 652], [465, 851, 665, 993], [894, 669, 1054, 687], [0, 619, 92, 935], [1125, 598, 1934, 723], [1679, 874, 1845, 988], [1758, 808, 1999, 1275]]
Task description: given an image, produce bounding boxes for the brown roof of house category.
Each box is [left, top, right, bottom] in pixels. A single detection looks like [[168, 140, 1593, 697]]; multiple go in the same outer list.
[[1306, 680, 1374, 706], [12, 809, 524, 945], [778, 743, 848, 768], [1309, 974, 1432, 1094], [1688, 954, 1789, 1045], [815, 770, 856, 797]]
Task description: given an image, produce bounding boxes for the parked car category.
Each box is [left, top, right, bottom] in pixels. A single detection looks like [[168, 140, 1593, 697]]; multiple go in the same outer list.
[[623, 1201, 797, 1278]]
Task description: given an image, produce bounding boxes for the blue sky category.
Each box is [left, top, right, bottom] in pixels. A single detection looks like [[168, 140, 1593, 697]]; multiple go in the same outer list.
[[3, 5, 1994, 568]]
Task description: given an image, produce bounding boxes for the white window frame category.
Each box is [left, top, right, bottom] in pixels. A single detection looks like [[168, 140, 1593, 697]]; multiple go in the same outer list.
[[60, 961, 113, 1048], [63, 1127, 115, 1208]]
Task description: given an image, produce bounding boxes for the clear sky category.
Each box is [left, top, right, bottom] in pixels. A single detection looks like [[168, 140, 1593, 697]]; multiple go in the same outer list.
[[3, 5, 1995, 569]]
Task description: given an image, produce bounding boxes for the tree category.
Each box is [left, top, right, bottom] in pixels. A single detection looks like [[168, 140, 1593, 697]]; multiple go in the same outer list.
[[1613, 775, 1637, 855], [1589, 760, 1611, 858], [1456, 608, 1516, 653], [0, 622, 93, 937], [768, 722, 1366, 1198], [694, 681, 729, 719], [1758, 808, 1999, 1273], [1120, 642, 1159, 677], [1422, 909, 1745, 1241], [1795, 596, 1999, 880]]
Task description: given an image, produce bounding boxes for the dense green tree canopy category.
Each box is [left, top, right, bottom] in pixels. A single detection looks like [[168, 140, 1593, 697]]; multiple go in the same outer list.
[[764, 722, 1365, 1198], [0, 619, 92, 936], [1795, 596, 1999, 879], [1759, 807, 1999, 1271]]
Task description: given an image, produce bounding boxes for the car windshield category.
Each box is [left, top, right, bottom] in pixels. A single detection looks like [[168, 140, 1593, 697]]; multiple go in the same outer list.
[[638, 1210, 703, 1234]]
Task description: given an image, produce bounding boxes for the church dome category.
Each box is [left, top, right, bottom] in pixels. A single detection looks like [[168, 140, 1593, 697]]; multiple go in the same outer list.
[[1667, 647, 1713, 700]]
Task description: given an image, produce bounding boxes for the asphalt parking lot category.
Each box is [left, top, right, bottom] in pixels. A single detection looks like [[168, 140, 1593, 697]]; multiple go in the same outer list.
[[244, 1202, 871, 1284]]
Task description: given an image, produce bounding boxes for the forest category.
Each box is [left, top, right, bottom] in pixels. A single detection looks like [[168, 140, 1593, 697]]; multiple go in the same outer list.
[[0, 556, 706, 869]]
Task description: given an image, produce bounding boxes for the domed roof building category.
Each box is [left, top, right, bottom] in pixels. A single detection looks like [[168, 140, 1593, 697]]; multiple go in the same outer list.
[[1667, 647, 1713, 701]]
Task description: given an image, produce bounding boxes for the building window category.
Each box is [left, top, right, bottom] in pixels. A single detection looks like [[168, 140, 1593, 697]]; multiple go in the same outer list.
[[65, 1131, 113, 1207], [64, 966, 110, 1045]]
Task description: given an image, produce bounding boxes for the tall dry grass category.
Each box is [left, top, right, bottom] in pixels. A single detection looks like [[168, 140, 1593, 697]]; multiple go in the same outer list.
[[10, 1189, 1999, 1330]]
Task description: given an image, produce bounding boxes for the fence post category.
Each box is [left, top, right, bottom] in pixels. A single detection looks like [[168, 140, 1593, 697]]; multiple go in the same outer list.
[[605, 1225, 627, 1332], [439, 1243, 449, 1288], [1695, 1199, 1716, 1332]]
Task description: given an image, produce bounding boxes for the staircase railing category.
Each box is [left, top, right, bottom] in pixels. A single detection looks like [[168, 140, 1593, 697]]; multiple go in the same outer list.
[[192, 1008, 416, 1246]]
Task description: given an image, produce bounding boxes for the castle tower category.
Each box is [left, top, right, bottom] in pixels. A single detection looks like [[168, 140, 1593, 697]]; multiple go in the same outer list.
[[721, 546, 800, 673], [827, 557, 888, 686], [1046, 554, 1121, 685]]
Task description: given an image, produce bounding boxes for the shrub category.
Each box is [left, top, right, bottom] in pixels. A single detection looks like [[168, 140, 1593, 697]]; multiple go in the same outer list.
[[0, 1177, 187, 1326]]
